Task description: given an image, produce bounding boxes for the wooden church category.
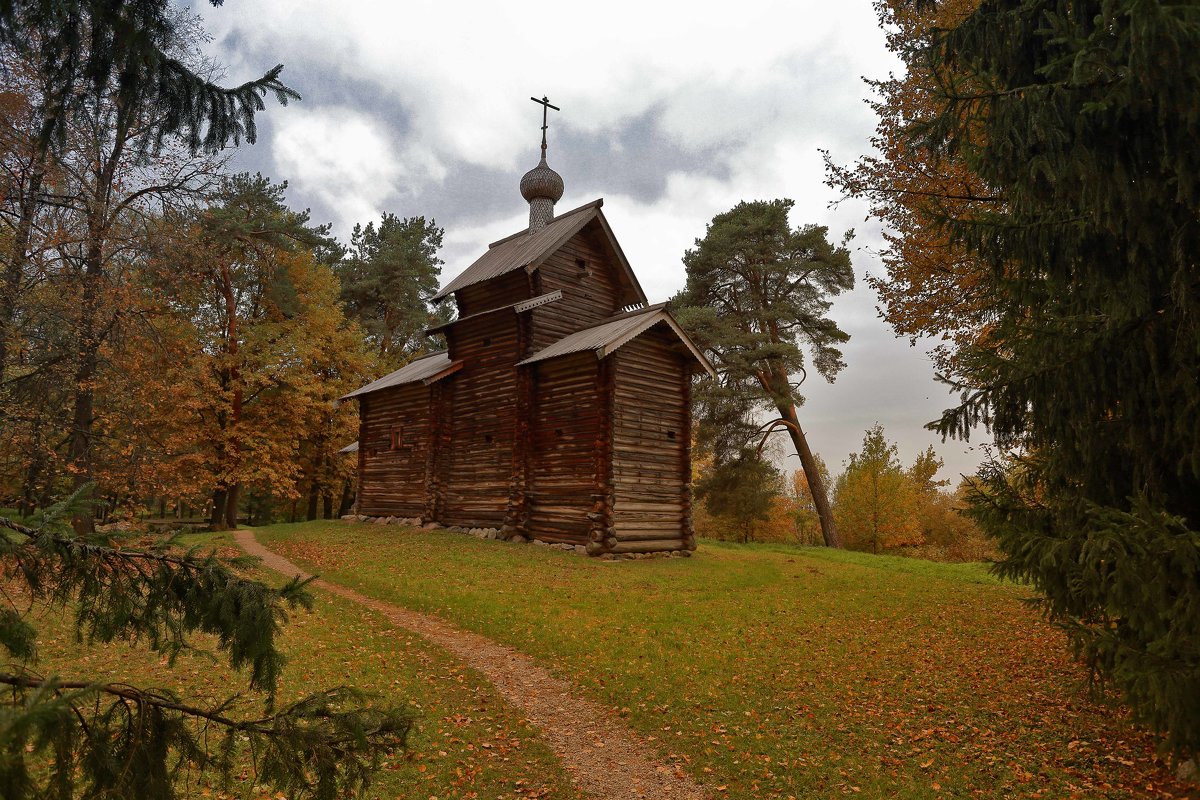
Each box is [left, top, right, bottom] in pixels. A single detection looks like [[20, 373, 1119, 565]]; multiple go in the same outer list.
[[343, 101, 715, 556]]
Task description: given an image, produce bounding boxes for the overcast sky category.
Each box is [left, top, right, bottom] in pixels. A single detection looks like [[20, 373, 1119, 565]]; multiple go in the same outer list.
[[197, 0, 984, 483]]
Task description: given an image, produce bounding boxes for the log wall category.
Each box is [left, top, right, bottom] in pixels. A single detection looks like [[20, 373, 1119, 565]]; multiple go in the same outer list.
[[610, 325, 693, 551], [530, 228, 620, 352], [357, 384, 432, 517], [455, 270, 530, 317], [526, 352, 603, 545], [440, 311, 521, 527]]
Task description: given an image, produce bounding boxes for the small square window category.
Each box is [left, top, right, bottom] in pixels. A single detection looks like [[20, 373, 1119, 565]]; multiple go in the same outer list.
[[484, 434, 494, 444], [666, 430, 677, 441]]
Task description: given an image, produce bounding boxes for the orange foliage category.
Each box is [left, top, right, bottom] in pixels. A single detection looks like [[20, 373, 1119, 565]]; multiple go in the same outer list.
[[824, 0, 993, 371]]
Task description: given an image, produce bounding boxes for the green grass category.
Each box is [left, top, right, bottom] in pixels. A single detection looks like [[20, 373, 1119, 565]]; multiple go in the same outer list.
[[258, 521, 1195, 799], [24, 532, 586, 800]]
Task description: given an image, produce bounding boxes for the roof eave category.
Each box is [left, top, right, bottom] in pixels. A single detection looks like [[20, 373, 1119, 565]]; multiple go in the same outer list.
[[595, 312, 718, 379]]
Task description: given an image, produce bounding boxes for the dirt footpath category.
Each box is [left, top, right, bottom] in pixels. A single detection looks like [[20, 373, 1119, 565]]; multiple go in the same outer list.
[[235, 529, 709, 800]]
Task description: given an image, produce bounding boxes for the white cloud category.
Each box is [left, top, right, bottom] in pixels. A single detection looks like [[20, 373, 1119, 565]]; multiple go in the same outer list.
[[271, 107, 448, 232]]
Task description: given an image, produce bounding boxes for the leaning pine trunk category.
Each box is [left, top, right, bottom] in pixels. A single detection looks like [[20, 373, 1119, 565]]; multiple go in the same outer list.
[[779, 402, 842, 549]]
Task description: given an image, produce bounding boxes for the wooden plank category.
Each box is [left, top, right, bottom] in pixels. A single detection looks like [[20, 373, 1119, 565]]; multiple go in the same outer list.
[[610, 538, 687, 553]]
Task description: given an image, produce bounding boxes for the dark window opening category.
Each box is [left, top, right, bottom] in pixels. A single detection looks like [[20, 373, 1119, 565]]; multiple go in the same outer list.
[[484, 434, 494, 444], [666, 430, 677, 441], [575, 257, 587, 270], [555, 428, 564, 438], [482, 337, 492, 346]]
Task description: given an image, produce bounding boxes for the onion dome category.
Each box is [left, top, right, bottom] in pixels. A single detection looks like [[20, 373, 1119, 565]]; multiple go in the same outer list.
[[520, 156, 565, 204], [521, 155, 564, 232]]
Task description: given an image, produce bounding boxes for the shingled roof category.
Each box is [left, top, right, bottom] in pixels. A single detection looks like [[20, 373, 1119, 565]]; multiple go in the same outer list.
[[516, 304, 717, 377], [432, 199, 647, 307]]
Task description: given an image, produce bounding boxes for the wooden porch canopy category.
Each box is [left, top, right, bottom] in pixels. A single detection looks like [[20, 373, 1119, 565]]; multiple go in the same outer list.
[[340, 351, 463, 400], [517, 304, 717, 378]]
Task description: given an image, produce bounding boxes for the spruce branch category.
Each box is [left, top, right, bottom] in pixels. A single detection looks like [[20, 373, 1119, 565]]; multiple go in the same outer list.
[[0, 671, 412, 799], [0, 496, 413, 798]]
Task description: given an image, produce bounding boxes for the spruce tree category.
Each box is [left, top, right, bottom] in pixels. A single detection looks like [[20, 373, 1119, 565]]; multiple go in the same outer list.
[[0, 0, 299, 156], [920, 0, 1200, 757]]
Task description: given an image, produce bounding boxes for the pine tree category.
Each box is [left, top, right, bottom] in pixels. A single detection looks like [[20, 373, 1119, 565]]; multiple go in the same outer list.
[[337, 214, 448, 371], [0, 493, 411, 798], [918, 0, 1200, 757], [673, 199, 854, 548], [695, 449, 782, 544], [156, 174, 346, 530]]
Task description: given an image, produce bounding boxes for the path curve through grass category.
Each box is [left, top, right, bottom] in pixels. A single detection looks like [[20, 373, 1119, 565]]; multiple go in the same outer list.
[[235, 529, 709, 800]]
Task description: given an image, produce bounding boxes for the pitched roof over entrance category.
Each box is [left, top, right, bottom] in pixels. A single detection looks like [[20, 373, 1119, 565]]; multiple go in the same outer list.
[[432, 199, 647, 308], [516, 304, 718, 377], [341, 351, 458, 400]]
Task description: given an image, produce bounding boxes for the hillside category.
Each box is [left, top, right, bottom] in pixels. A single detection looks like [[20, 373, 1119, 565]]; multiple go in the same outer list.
[[254, 521, 1193, 799]]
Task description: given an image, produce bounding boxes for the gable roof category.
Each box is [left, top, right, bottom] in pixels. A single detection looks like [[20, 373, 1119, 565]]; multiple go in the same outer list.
[[516, 304, 717, 378], [432, 199, 647, 307], [341, 351, 457, 400]]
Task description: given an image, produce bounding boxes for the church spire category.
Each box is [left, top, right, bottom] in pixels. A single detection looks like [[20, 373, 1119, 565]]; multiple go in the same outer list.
[[520, 95, 564, 233]]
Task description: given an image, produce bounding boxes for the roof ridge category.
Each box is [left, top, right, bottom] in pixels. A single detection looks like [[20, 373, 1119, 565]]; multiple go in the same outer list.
[[487, 198, 604, 249], [596, 301, 666, 325], [410, 348, 449, 361]]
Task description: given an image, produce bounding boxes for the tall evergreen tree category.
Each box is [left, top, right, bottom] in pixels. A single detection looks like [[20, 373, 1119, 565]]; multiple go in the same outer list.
[[673, 199, 854, 548], [916, 0, 1200, 757], [155, 174, 343, 530], [337, 214, 447, 370]]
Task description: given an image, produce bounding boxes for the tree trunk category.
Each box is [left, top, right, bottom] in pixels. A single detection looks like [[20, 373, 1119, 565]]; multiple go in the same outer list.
[[306, 483, 319, 521], [322, 491, 333, 520], [67, 237, 104, 535], [779, 402, 842, 548], [337, 480, 354, 517], [20, 420, 48, 517], [224, 482, 240, 528], [210, 488, 228, 530], [0, 160, 46, 386]]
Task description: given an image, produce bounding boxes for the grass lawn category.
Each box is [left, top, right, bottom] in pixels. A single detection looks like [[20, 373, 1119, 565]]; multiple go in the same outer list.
[[22, 532, 587, 800], [257, 520, 1196, 799]]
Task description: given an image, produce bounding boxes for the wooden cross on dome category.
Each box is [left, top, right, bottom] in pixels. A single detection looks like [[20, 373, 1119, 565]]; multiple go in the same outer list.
[[531, 95, 559, 156]]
